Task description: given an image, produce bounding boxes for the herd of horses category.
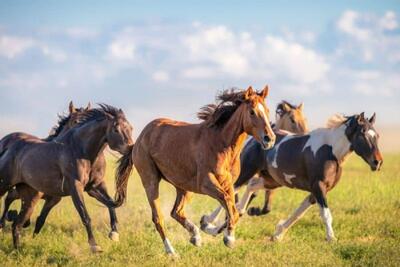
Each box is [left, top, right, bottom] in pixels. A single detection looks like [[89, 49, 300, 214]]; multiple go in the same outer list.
[[0, 86, 383, 256]]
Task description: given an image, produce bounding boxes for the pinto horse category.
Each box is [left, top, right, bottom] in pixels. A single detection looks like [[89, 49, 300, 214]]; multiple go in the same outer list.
[[0, 104, 134, 252], [201, 100, 308, 227], [115, 86, 275, 255], [0, 101, 90, 230], [210, 112, 383, 242]]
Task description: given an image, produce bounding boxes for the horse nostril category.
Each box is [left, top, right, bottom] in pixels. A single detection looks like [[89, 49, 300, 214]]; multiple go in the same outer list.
[[263, 135, 270, 143], [373, 160, 379, 166]]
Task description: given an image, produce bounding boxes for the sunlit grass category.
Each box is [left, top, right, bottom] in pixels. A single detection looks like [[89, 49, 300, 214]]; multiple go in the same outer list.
[[0, 153, 399, 266]]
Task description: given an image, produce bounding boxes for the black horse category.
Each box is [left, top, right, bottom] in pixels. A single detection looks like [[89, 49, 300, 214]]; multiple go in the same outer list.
[[0, 104, 134, 252]]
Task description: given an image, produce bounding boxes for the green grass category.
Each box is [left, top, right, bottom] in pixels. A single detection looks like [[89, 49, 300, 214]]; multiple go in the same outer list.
[[1, 153, 399, 266]]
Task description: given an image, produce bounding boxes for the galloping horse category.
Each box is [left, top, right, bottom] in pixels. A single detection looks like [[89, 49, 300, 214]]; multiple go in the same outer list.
[[200, 100, 308, 228], [0, 104, 134, 252], [208, 113, 383, 242], [115, 86, 275, 255], [0, 101, 89, 230]]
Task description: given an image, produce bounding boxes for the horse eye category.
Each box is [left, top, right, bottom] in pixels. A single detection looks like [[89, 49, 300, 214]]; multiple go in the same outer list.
[[290, 118, 295, 123], [250, 109, 255, 115]]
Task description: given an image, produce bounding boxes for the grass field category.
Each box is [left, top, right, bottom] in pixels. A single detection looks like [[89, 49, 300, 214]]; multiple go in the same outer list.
[[0, 153, 399, 266]]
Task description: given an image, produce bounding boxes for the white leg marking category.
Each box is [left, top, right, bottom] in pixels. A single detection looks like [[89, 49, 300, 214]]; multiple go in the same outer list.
[[163, 238, 176, 255], [272, 196, 312, 241], [283, 173, 296, 185], [319, 207, 336, 242], [237, 177, 264, 215]]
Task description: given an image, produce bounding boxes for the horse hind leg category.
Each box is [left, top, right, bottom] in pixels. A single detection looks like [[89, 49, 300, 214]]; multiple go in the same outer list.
[[0, 188, 19, 230], [33, 195, 61, 236], [12, 185, 42, 249], [171, 189, 201, 247]]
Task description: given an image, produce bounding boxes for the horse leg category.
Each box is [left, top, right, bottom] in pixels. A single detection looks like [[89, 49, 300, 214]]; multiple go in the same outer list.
[[0, 188, 19, 230], [248, 189, 275, 216], [86, 182, 119, 241], [33, 196, 61, 236], [201, 179, 239, 248], [170, 189, 201, 247], [237, 177, 265, 215], [68, 179, 101, 253], [271, 194, 315, 241], [313, 181, 336, 242], [12, 186, 42, 248]]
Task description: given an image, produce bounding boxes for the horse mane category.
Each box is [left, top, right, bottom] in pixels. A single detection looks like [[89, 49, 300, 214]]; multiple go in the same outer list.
[[77, 103, 123, 126], [197, 88, 246, 128], [276, 100, 296, 116], [45, 113, 73, 141], [326, 114, 351, 129]]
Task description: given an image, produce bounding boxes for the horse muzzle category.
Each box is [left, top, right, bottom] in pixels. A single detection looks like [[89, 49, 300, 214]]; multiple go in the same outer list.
[[370, 159, 383, 171], [261, 134, 276, 150]]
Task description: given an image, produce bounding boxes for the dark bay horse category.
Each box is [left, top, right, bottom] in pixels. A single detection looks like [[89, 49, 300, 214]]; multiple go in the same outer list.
[[0, 104, 134, 252], [0, 101, 89, 230], [116, 86, 275, 256], [209, 113, 383, 242], [201, 100, 309, 227]]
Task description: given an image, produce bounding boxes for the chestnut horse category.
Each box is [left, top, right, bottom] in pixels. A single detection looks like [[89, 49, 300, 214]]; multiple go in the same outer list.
[[201, 100, 308, 227], [0, 104, 134, 252], [115, 86, 275, 255]]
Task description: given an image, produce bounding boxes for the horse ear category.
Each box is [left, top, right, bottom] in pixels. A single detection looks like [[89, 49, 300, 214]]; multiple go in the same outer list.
[[86, 102, 91, 111], [259, 85, 269, 99], [244, 86, 255, 100], [298, 102, 304, 111], [69, 101, 76, 113], [282, 103, 291, 112], [369, 112, 376, 124], [357, 112, 365, 124]]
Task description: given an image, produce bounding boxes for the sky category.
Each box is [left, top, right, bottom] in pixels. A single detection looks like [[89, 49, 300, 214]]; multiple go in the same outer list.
[[0, 1, 399, 138]]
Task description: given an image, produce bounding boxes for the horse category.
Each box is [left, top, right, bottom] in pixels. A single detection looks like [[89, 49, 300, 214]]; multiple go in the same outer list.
[[0, 101, 89, 230], [0, 104, 134, 252], [200, 100, 309, 227], [115, 86, 275, 256], [208, 112, 383, 242]]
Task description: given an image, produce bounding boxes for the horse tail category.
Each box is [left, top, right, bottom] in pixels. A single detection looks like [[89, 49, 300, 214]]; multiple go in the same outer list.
[[114, 145, 134, 207]]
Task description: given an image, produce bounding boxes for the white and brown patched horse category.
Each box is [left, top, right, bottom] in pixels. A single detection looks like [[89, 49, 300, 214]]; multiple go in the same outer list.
[[202, 112, 383, 242]]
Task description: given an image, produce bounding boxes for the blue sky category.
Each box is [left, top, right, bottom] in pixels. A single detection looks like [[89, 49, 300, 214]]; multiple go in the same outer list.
[[0, 1, 399, 137]]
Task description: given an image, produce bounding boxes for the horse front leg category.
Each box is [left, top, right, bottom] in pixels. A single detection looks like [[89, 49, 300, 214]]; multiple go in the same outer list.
[[68, 178, 101, 253], [86, 182, 119, 241]]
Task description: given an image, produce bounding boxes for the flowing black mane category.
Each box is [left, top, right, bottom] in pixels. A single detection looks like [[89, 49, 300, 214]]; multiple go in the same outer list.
[[77, 103, 123, 126], [197, 88, 247, 128], [45, 113, 73, 141]]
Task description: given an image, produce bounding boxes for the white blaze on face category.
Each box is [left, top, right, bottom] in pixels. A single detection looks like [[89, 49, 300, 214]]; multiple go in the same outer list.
[[367, 129, 376, 138], [257, 103, 269, 125]]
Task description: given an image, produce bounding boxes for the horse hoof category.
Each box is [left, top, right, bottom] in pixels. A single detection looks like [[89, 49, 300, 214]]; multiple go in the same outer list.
[[109, 231, 119, 242], [223, 236, 235, 248], [326, 236, 337, 242], [90, 245, 103, 253], [167, 251, 180, 259], [189, 235, 202, 247], [270, 234, 283, 242]]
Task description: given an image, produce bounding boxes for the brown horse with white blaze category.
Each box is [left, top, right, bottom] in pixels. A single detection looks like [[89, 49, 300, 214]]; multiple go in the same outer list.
[[116, 86, 275, 255]]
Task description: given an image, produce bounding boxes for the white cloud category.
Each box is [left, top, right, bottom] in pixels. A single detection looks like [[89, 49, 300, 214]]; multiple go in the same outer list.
[[152, 70, 169, 82], [40, 45, 67, 62], [182, 26, 253, 76], [337, 10, 371, 40], [0, 35, 34, 58], [108, 36, 136, 60], [261, 36, 330, 84], [380, 11, 398, 30]]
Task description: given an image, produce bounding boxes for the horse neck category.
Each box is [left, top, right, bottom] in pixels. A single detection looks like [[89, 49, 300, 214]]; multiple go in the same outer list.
[[220, 105, 248, 155], [324, 124, 352, 163], [72, 119, 108, 161]]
